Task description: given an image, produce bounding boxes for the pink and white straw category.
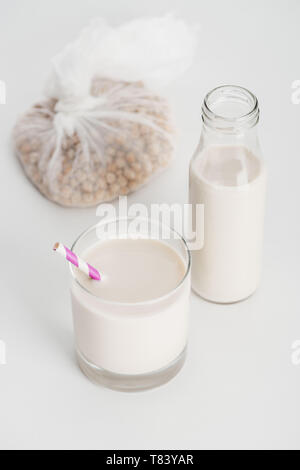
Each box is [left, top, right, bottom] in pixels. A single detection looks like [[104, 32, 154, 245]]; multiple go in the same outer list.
[[53, 242, 101, 281]]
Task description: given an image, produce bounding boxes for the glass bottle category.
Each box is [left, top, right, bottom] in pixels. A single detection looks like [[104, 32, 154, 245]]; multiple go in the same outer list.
[[189, 85, 267, 303]]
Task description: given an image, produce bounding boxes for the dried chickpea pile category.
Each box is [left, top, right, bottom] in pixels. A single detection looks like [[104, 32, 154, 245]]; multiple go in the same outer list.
[[14, 78, 174, 207]]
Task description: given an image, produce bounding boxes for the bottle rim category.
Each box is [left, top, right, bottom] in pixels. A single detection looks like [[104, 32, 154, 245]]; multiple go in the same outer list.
[[202, 85, 259, 130]]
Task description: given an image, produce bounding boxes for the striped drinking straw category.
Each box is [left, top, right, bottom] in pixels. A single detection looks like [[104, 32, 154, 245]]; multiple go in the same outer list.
[[53, 242, 101, 281]]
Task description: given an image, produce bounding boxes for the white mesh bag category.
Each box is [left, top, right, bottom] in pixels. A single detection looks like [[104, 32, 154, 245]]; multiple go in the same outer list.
[[14, 17, 197, 207]]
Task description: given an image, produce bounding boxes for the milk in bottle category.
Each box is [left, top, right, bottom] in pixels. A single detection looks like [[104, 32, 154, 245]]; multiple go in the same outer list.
[[189, 86, 266, 303]]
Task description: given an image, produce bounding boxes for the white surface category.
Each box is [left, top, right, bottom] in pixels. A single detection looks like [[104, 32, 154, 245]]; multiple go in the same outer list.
[[0, 0, 299, 450]]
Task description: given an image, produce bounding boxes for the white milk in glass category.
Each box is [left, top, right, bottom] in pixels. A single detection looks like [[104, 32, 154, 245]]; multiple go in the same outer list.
[[189, 86, 266, 303], [70, 220, 191, 391]]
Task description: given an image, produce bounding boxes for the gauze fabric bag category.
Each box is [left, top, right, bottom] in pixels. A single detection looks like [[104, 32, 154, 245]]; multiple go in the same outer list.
[[14, 17, 197, 207]]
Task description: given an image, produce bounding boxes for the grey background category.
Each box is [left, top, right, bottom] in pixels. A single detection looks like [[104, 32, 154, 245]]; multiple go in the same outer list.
[[0, 0, 299, 450]]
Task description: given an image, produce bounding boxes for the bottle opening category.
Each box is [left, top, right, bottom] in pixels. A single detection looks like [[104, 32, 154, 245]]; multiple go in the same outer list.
[[202, 85, 259, 130]]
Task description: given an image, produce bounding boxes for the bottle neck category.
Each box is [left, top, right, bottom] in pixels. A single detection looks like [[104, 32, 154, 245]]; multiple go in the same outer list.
[[201, 85, 259, 134]]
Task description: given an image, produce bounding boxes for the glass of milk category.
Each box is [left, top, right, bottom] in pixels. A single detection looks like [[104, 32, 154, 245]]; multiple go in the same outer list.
[[189, 85, 267, 303], [69, 218, 191, 391]]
